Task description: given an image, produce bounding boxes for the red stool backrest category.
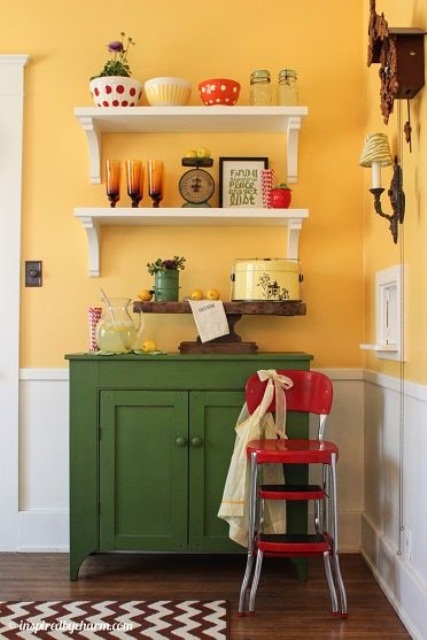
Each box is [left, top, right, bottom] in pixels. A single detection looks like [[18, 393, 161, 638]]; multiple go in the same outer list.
[[245, 369, 333, 416]]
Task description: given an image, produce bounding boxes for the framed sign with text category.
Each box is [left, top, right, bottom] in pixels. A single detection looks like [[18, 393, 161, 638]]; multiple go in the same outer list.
[[219, 157, 269, 208]]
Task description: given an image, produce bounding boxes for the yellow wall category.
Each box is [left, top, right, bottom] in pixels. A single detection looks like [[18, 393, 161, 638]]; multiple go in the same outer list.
[[5, 0, 366, 369], [362, 0, 427, 384]]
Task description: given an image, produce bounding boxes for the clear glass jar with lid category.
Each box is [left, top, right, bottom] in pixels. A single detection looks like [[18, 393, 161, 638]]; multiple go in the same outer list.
[[249, 69, 272, 106], [277, 69, 299, 106]]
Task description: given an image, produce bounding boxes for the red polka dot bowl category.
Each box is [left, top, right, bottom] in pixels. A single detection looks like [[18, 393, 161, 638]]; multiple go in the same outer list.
[[198, 78, 241, 106], [89, 76, 142, 107]]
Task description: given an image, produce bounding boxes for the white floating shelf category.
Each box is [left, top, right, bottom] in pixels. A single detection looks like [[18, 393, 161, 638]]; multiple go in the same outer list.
[[74, 105, 308, 185], [74, 207, 309, 277]]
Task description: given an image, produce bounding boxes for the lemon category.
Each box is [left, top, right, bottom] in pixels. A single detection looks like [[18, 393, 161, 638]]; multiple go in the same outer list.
[[138, 289, 153, 301], [185, 149, 198, 157], [141, 339, 157, 353], [206, 288, 220, 300], [190, 289, 204, 300], [197, 148, 211, 158]]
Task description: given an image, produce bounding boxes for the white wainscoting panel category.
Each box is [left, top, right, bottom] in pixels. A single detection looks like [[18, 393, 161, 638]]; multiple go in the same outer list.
[[362, 371, 427, 640], [312, 369, 365, 552], [18, 369, 69, 551], [16, 367, 364, 553]]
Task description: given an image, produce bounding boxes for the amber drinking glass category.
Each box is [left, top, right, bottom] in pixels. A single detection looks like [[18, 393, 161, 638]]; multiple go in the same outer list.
[[148, 159, 164, 207], [106, 160, 121, 208], [126, 160, 144, 207]]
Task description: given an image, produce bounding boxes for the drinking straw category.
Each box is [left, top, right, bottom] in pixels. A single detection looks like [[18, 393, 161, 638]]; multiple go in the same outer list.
[[99, 287, 117, 324]]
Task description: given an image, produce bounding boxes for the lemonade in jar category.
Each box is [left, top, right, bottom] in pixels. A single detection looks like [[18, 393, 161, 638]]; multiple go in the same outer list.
[[95, 298, 141, 353]]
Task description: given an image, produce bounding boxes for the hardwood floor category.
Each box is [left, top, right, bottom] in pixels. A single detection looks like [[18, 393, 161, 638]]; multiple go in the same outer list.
[[0, 553, 410, 639]]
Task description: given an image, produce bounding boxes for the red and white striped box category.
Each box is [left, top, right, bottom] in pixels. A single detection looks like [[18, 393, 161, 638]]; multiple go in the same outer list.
[[262, 169, 274, 208], [88, 307, 102, 351]]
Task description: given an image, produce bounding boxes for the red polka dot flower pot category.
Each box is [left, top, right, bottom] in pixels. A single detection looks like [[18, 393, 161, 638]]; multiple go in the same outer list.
[[89, 76, 142, 107]]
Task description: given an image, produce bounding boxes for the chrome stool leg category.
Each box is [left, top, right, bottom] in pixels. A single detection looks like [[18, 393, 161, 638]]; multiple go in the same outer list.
[[314, 497, 321, 534], [332, 554, 348, 617], [238, 553, 255, 615], [329, 453, 348, 618], [323, 550, 339, 615], [248, 548, 264, 615], [238, 453, 259, 615]]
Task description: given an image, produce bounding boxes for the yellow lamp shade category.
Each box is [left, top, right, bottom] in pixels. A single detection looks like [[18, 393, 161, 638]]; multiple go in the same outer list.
[[359, 133, 393, 168]]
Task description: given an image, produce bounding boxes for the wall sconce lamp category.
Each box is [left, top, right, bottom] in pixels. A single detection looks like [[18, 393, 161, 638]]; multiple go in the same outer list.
[[359, 133, 405, 243]]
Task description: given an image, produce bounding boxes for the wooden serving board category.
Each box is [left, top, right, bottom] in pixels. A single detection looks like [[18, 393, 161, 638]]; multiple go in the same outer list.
[[132, 300, 306, 353]]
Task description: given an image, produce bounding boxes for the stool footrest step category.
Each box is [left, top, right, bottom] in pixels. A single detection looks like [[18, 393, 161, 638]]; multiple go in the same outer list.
[[257, 532, 332, 555], [259, 483, 324, 500]]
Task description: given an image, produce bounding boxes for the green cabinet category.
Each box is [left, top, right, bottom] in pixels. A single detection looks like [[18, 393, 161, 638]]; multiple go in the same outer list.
[[66, 352, 312, 579], [99, 389, 241, 553]]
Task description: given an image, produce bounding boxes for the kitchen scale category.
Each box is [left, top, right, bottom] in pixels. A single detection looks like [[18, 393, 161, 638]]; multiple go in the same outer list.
[[179, 157, 215, 207]]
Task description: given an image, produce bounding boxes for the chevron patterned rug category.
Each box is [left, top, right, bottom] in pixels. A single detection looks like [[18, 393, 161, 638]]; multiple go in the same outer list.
[[0, 599, 229, 639]]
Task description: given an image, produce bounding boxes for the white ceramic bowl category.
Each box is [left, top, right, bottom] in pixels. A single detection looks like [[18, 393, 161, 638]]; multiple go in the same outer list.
[[144, 77, 192, 106]]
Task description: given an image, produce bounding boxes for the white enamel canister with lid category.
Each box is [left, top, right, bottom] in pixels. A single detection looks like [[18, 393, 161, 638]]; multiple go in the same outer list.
[[231, 258, 302, 301]]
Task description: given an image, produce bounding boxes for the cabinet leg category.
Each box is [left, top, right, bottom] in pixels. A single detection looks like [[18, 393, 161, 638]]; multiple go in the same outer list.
[[70, 550, 92, 581]]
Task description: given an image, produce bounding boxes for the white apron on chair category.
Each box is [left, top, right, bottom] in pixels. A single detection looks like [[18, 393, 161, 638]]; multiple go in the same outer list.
[[218, 370, 293, 547]]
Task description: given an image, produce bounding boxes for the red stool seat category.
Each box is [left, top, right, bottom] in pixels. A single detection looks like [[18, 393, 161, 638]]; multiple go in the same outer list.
[[247, 438, 339, 464]]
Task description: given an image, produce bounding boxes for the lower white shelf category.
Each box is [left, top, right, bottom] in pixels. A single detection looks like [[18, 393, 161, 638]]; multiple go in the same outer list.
[[74, 207, 309, 277]]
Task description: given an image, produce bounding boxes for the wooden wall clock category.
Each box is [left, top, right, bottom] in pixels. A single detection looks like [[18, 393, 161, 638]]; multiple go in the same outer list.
[[368, 0, 425, 126]]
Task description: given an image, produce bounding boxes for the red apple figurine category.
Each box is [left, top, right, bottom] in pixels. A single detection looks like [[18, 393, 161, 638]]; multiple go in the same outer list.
[[270, 183, 292, 208]]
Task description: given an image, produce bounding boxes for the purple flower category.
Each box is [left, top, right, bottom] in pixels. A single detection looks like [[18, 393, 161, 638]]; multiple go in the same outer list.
[[162, 260, 177, 269], [147, 256, 186, 275], [107, 41, 124, 53], [91, 32, 135, 79]]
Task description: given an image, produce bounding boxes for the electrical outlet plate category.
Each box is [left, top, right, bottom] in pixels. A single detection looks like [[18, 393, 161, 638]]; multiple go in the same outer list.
[[25, 260, 42, 287]]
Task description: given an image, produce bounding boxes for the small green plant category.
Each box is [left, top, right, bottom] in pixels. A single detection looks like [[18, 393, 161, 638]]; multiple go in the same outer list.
[[91, 32, 135, 79], [147, 256, 186, 275]]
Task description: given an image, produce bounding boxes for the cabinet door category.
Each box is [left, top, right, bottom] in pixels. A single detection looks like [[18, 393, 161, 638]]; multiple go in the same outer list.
[[188, 391, 244, 552], [99, 390, 188, 551]]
